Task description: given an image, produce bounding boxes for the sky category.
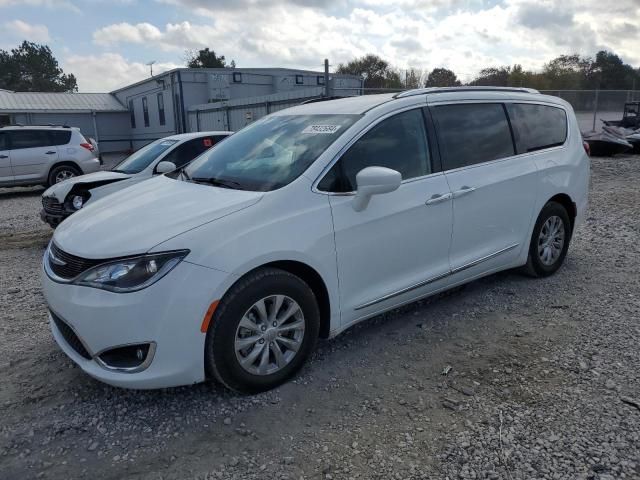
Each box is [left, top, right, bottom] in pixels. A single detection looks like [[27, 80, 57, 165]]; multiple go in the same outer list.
[[0, 0, 639, 92]]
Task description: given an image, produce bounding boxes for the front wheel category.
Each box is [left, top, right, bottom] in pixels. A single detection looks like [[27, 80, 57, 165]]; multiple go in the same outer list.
[[205, 268, 320, 394], [524, 201, 572, 277]]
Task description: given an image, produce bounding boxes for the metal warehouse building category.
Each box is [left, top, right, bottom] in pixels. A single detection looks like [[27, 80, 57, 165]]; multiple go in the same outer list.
[[0, 67, 362, 153]]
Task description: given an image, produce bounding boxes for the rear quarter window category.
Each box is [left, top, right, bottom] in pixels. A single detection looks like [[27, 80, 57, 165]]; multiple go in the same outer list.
[[432, 103, 515, 170], [50, 130, 72, 146], [506, 103, 567, 153]]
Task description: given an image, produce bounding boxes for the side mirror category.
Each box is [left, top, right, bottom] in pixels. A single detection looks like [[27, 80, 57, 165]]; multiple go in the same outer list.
[[155, 161, 177, 174], [352, 166, 402, 212]]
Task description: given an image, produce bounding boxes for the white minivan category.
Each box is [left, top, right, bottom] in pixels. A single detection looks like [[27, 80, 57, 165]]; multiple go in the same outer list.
[[41, 87, 590, 393]]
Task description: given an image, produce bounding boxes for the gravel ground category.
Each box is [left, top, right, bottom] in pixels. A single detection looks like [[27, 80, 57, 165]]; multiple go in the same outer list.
[[0, 155, 639, 480]]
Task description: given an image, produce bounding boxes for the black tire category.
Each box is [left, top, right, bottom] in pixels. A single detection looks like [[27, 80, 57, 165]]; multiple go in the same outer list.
[[524, 201, 572, 277], [47, 164, 80, 187], [205, 267, 320, 394]]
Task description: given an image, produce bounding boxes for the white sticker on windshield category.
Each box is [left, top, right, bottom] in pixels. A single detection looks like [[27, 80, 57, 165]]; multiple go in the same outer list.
[[302, 125, 342, 134], [160, 140, 176, 146]]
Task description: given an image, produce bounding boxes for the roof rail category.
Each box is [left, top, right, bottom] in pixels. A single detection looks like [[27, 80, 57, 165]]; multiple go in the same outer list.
[[0, 123, 70, 128], [394, 86, 540, 99], [300, 96, 346, 104]]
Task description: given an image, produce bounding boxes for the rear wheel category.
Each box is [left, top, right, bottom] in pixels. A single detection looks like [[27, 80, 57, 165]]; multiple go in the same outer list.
[[48, 164, 80, 186], [524, 201, 571, 277], [205, 268, 320, 394]]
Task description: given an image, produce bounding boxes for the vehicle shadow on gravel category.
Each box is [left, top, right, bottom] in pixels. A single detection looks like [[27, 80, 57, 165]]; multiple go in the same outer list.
[[0, 186, 45, 199]]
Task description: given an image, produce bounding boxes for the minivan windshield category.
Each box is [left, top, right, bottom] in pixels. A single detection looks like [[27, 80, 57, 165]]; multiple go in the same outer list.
[[112, 139, 178, 174], [183, 114, 360, 191]]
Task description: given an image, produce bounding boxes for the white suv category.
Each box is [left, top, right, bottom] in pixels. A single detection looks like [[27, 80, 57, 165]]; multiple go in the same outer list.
[[41, 88, 590, 393], [0, 125, 100, 187]]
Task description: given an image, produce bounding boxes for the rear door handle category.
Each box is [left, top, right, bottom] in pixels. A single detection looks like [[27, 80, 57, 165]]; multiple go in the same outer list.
[[452, 186, 476, 198], [425, 192, 452, 205], [0, 154, 8, 159], [45, 151, 56, 155]]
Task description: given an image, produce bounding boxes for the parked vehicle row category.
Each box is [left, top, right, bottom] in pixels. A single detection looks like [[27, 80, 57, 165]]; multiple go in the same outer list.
[[0, 125, 100, 188], [41, 87, 590, 393], [40, 131, 232, 227]]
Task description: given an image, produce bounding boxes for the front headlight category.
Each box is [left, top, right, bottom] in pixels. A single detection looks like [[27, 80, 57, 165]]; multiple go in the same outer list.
[[72, 195, 84, 210], [73, 250, 189, 293]]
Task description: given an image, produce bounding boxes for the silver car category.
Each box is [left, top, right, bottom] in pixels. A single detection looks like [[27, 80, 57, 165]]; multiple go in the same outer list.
[[0, 125, 100, 187]]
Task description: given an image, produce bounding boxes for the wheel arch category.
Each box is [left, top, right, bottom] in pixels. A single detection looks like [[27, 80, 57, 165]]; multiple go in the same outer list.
[[232, 260, 332, 339], [547, 193, 577, 231]]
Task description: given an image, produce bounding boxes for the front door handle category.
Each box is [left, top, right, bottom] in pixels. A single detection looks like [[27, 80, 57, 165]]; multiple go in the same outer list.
[[0, 154, 8, 159], [425, 192, 452, 205], [452, 186, 476, 198], [45, 151, 56, 155]]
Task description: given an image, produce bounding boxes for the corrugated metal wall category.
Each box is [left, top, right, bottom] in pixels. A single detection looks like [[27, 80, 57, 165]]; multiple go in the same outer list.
[[188, 87, 331, 133]]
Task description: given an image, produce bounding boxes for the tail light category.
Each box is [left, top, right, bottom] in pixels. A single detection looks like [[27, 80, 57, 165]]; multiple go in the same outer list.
[[582, 141, 590, 156], [80, 143, 94, 152]]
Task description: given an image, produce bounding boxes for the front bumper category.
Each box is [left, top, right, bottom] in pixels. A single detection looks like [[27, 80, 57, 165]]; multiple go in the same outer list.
[[40, 208, 67, 228], [42, 259, 233, 389]]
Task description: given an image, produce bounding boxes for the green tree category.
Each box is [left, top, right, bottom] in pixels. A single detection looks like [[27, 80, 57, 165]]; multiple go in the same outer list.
[[592, 51, 638, 89], [336, 54, 401, 89], [186, 48, 234, 68], [470, 66, 511, 86], [425, 68, 461, 87], [0, 41, 77, 92]]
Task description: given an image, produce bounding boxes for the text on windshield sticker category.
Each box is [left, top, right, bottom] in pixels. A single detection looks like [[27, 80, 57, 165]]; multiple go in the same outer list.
[[302, 125, 342, 134]]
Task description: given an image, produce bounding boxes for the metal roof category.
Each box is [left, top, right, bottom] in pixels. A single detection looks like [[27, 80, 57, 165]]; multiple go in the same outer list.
[[0, 91, 127, 113]]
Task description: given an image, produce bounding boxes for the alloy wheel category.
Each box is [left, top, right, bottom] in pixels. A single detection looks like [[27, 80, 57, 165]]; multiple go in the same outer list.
[[234, 295, 305, 376], [537, 215, 565, 266]]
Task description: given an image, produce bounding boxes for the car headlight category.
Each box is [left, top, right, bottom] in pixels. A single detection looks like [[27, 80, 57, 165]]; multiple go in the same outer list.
[[73, 250, 189, 293], [72, 195, 84, 210]]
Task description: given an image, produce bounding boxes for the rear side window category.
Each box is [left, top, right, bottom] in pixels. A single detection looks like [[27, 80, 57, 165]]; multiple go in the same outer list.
[[507, 103, 567, 153], [162, 137, 219, 169], [8, 130, 51, 150], [49, 130, 72, 146], [318, 109, 431, 192], [432, 103, 514, 170]]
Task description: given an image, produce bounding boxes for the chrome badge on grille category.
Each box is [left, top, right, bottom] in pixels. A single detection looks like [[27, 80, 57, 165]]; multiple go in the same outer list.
[[49, 247, 67, 266]]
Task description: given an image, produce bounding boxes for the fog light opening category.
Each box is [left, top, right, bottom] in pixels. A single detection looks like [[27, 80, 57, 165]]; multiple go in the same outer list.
[[96, 342, 156, 373]]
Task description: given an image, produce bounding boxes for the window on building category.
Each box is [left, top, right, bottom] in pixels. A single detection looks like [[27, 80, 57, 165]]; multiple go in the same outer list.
[[295, 75, 304, 85], [233, 72, 242, 83], [157, 93, 166, 126], [506, 103, 567, 154], [0, 114, 10, 127], [317, 76, 325, 86], [8, 130, 51, 149], [129, 99, 136, 129], [432, 103, 515, 170], [318, 109, 431, 193], [142, 97, 150, 127]]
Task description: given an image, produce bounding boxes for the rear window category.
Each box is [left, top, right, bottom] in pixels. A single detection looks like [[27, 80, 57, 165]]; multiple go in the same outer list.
[[432, 103, 515, 170], [50, 130, 72, 146], [8, 130, 51, 150], [507, 103, 567, 153]]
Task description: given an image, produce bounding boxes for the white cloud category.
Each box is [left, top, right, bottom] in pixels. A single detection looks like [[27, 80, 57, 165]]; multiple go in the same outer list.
[[62, 53, 180, 92], [78, 0, 640, 90], [3, 20, 50, 42], [0, 0, 79, 12]]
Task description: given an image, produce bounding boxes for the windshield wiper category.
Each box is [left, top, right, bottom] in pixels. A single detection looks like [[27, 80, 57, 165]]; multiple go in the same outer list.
[[191, 177, 244, 190], [179, 167, 192, 181]]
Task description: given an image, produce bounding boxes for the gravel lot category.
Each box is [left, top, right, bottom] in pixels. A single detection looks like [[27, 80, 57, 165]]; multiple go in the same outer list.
[[1, 155, 639, 480]]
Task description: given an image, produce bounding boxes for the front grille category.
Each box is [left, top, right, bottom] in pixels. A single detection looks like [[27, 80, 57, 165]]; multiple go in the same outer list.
[[49, 243, 103, 280], [42, 196, 63, 214], [50, 311, 91, 360]]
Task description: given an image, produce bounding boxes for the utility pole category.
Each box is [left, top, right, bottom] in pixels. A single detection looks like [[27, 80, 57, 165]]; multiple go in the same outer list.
[[324, 59, 330, 97], [147, 60, 156, 77]]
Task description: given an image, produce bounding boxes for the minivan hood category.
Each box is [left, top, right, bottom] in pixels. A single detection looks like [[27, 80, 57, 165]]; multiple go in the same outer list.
[[53, 176, 263, 258], [43, 171, 131, 202]]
